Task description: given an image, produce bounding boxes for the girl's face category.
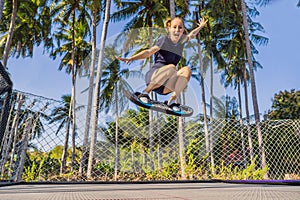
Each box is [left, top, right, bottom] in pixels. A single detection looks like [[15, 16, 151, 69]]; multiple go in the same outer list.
[[168, 18, 184, 43]]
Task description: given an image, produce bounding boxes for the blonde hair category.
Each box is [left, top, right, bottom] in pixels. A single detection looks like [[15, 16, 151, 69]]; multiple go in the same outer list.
[[165, 17, 185, 27]]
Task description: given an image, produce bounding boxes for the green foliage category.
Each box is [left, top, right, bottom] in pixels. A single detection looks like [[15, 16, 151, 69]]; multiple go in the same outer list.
[[268, 89, 300, 119], [0, 0, 53, 58], [184, 153, 210, 179], [145, 160, 181, 180], [41, 156, 61, 178], [49, 145, 63, 161], [186, 138, 207, 167], [94, 161, 114, 174], [24, 148, 64, 181], [105, 120, 135, 148], [23, 156, 45, 182], [211, 157, 268, 180]]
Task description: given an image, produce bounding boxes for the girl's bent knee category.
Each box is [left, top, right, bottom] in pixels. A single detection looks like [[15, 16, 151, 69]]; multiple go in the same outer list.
[[185, 67, 192, 74], [165, 64, 177, 74], [167, 64, 176, 68], [166, 64, 176, 71], [179, 66, 192, 78]]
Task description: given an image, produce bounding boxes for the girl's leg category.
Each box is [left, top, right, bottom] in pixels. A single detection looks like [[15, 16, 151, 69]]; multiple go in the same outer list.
[[144, 64, 176, 93], [165, 66, 191, 104]]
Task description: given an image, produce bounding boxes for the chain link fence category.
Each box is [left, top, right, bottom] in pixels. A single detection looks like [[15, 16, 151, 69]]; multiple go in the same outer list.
[[0, 63, 13, 147], [0, 89, 299, 183]]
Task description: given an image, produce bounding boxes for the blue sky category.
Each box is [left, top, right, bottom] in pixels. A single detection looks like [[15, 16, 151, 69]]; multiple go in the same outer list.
[[6, 1, 300, 116]]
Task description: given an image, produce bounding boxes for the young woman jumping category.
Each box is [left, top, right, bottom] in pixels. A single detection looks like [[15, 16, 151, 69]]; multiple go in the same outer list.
[[116, 17, 207, 111]]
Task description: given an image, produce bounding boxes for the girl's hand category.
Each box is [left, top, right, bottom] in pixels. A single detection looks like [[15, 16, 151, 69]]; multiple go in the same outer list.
[[187, 18, 208, 40], [115, 56, 132, 64], [197, 18, 208, 29]]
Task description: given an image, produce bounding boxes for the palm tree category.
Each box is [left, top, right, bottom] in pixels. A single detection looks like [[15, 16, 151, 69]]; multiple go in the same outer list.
[[51, 0, 91, 172], [192, 7, 212, 172], [87, 0, 111, 179], [50, 20, 91, 171], [79, 0, 102, 176], [240, 0, 267, 174], [171, 0, 191, 180]]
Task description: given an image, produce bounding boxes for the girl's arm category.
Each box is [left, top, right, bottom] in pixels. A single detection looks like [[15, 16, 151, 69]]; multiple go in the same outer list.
[[187, 18, 208, 40], [116, 45, 160, 64]]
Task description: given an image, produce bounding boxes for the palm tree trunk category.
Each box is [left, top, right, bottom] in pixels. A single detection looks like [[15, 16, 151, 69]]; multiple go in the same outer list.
[[79, 5, 97, 176], [157, 119, 162, 170], [196, 11, 210, 167], [209, 55, 215, 173], [61, 116, 71, 174], [61, 95, 73, 174], [70, 9, 77, 172], [149, 103, 155, 171], [2, 0, 17, 68], [200, 66, 210, 155], [70, 73, 76, 172], [237, 80, 246, 166], [148, 17, 155, 171], [87, 0, 111, 179], [240, 0, 267, 175], [169, 0, 175, 18], [243, 65, 254, 162], [178, 93, 186, 179], [8, 94, 24, 177], [13, 115, 33, 182], [114, 84, 120, 180], [209, 56, 213, 122]]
